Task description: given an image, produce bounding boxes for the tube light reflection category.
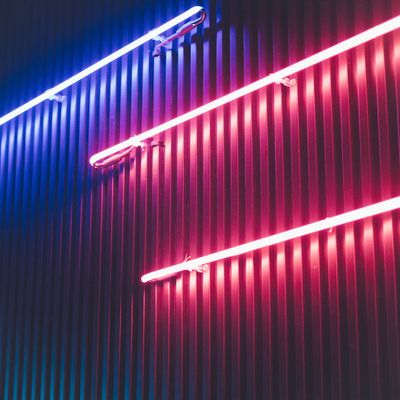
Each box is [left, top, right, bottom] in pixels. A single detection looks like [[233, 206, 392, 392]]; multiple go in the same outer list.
[[141, 197, 400, 282], [90, 14, 400, 168], [0, 6, 204, 127]]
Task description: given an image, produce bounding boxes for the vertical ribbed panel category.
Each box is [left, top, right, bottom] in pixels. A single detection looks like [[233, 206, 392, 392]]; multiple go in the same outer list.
[[1, 0, 400, 398]]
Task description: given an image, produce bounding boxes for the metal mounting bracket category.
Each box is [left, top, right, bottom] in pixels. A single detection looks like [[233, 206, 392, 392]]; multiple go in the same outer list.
[[48, 94, 66, 103], [276, 77, 297, 87]]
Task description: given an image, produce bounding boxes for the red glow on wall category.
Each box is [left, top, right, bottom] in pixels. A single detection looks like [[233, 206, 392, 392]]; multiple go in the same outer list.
[[90, 15, 400, 168], [141, 197, 400, 282]]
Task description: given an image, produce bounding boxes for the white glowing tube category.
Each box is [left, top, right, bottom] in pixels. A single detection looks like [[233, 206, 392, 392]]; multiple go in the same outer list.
[[90, 14, 400, 167], [0, 6, 204, 127], [141, 196, 400, 282]]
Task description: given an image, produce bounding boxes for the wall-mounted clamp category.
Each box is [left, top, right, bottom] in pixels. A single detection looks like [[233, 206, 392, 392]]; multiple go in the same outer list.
[[48, 94, 66, 103], [152, 8, 206, 57], [275, 77, 297, 87], [183, 254, 209, 274]]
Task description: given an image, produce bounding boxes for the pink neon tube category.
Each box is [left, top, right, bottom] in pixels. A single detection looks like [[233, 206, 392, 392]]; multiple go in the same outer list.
[[90, 15, 400, 167], [141, 197, 400, 282]]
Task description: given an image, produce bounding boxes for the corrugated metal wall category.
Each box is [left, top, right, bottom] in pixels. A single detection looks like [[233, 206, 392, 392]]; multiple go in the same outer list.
[[1, 0, 400, 398]]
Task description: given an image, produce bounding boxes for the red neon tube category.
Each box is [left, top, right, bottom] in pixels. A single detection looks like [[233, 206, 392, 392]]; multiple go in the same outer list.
[[90, 15, 400, 168], [141, 197, 400, 282]]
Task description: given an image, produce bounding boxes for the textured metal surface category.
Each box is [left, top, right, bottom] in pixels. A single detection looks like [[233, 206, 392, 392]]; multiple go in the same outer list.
[[1, 0, 400, 398]]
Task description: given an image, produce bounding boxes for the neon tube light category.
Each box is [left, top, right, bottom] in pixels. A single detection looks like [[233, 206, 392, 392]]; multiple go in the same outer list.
[[141, 197, 400, 282], [90, 14, 400, 168], [0, 6, 204, 127]]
